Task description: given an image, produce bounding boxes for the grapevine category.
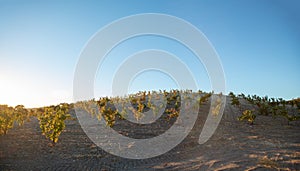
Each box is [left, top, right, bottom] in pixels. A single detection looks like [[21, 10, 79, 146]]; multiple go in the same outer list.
[[38, 103, 71, 143]]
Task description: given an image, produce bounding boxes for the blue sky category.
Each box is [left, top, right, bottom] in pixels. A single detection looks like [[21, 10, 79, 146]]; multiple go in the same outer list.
[[0, 0, 299, 107]]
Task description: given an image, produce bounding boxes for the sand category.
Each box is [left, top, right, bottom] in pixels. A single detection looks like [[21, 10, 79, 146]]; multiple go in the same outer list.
[[0, 97, 299, 170]]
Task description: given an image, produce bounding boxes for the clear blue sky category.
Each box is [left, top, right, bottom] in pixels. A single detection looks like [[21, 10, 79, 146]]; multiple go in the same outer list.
[[0, 0, 299, 107]]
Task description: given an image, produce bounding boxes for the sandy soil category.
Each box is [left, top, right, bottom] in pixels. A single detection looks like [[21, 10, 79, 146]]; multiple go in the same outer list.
[[0, 98, 299, 170]]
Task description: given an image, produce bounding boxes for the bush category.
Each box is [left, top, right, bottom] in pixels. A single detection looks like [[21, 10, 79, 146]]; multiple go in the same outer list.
[[229, 92, 240, 106], [238, 110, 256, 125], [0, 105, 29, 135], [38, 104, 71, 143]]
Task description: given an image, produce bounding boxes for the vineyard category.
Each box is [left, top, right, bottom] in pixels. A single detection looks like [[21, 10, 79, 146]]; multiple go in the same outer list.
[[1, 90, 300, 170], [0, 103, 72, 144], [1, 90, 299, 145], [229, 92, 300, 125]]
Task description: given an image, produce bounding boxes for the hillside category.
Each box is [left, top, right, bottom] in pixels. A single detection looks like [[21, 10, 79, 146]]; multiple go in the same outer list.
[[0, 91, 300, 170]]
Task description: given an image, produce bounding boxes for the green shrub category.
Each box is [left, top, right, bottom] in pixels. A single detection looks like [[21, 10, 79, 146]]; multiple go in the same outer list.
[[0, 105, 14, 135], [229, 92, 240, 106], [0, 105, 30, 135], [199, 92, 212, 105], [238, 110, 256, 125], [38, 104, 71, 143], [165, 108, 179, 120]]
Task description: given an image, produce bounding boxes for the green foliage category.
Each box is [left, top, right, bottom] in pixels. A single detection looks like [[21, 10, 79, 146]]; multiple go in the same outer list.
[[211, 95, 222, 116], [151, 105, 159, 116], [96, 97, 124, 127], [229, 92, 240, 106], [165, 108, 179, 120], [1, 89, 298, 146], [175, 97, 180, 110], [38, 103, 71, 143], [0, 105, 29, 135], [84, 100, 99, 117], [288, 98, 300, 109], [14, 105, 29, 126], [167, 90, 179, 101], [199, 92, 212, 105], [238, 110, 256, 125], [137, 99, 145, 113], [238, 93, 245, 99], [256, 102, 271, 116], [0, 105, 15, 135], [228, 92, 234, 96], [238, 94, 300, 124], [129, 95, 138, 105], [101, 106, 119, 127]]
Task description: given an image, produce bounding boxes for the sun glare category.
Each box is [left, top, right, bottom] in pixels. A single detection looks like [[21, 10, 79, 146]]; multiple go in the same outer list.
[[0, 75, 72, 108]]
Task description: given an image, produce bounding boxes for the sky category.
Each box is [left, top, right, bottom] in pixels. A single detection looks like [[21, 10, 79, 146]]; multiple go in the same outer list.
[[0, 0, 299, 108]]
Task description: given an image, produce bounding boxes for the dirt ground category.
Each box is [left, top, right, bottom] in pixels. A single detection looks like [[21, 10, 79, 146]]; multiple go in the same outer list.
[[1, 98, 299, 170]]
